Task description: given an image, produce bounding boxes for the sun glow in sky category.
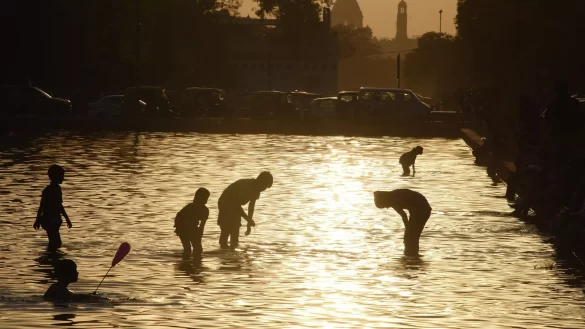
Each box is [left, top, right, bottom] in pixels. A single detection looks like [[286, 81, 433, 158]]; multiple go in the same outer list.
[[239, 0, 458, 38]]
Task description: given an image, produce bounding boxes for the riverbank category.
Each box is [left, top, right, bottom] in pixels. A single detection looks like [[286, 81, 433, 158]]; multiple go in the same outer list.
[[1, 116, 462, 137], [460, 128, 585, 264]]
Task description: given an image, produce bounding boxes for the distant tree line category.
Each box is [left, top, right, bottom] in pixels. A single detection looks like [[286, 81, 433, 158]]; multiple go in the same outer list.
[[403, 0, 585, 107]]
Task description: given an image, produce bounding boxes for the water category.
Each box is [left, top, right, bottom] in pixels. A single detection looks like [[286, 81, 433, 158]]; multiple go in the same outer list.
[[0, 132, 584, 329]]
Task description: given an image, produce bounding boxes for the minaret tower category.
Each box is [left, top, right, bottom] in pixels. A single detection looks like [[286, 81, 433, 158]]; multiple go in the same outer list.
[[396, 0, 408, 40]]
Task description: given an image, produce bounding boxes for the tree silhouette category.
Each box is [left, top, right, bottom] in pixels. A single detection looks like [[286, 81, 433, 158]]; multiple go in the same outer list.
[[254, 0, 331, 41]]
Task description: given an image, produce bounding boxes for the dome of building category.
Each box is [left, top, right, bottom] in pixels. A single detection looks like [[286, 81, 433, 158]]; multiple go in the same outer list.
[[331, 0, 363, 28]]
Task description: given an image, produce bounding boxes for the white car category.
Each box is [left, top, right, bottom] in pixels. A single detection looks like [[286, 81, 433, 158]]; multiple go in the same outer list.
[[310, 97, 338, 119]]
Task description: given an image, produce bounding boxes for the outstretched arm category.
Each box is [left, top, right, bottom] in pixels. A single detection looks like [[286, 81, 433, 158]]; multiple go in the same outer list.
[[412, 159, 416, 174], [246, 200, 256, 227], [394, 207, 409, 229]]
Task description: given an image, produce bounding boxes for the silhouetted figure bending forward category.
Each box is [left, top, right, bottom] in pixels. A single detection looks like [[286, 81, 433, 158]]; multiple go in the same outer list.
[[217, 172, 273, 249], [374, 189, 432, 256], [399, 146, 423, 176]]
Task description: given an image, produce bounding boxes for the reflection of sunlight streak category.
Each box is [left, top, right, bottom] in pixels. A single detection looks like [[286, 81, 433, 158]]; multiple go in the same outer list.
[[308, 143, 370, 215]]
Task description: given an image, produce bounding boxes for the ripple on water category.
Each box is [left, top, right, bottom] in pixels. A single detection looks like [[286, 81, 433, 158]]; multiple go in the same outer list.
[[0, 132, 584, 329]]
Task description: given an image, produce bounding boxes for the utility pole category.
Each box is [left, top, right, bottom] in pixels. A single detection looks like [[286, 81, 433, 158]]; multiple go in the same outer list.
[[136, 0, 141, 89], [397, 54, 401, 88], [439, 10, 443, 33], [268, 52, 272, 90]]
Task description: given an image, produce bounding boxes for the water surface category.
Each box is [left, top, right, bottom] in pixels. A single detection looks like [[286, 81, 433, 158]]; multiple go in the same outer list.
[[0, 132, 583, 328]]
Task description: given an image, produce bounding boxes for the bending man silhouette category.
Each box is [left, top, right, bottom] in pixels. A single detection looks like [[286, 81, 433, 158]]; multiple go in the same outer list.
[[374, 189, 432, 256], [217, 171, 273, 249], [399, 146, 423, 176]]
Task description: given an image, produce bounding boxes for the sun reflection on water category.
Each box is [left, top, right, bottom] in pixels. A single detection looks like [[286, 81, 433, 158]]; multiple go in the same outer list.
[[0, 133, 583, 328]]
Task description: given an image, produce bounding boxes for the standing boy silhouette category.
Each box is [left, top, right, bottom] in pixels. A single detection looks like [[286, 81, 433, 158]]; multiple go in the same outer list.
[[33, 165, 72, 250]]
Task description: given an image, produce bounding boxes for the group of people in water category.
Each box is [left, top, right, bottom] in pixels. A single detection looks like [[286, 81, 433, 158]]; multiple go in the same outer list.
[[33, 145, 427, 301], [173, 171, 274, 257]]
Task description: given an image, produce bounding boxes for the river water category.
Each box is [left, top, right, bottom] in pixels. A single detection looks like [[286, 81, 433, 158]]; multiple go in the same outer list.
[[0, 132, 584, 328]]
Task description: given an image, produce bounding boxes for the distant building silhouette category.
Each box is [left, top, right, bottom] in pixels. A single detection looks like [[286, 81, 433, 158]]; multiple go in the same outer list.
[[378, 0, 418, 59], [331, 0, 363, 28], [220, 8, 338, 95], [396, 0, 408, 40]]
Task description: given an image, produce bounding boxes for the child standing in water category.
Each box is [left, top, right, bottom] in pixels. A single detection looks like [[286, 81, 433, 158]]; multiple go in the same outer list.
[[374, 189, 432, 256], [175, 188, 210, 258], [399, 146, 424, 176], [33, 165, 72, 250], [217, 171, 273, 249]]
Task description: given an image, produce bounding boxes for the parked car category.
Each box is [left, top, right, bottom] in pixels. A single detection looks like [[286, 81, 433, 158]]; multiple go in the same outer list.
[[246, 91, 289, 120], [577, 98, 585, 126], [88, 95, 146, 120], [416, 94, 435, 110], [0, 85, 71, 117], [246, 90, 324, 120], [336, 90, 360, 120], [180, 87, 228, 117], [357, 87, 431, 122], [310, 97, 338, 120], [123, 86, 173, 117], [287, 91, 324, 119]]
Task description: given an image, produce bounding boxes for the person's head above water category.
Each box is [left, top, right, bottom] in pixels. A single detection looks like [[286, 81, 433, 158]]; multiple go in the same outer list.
[[48, 164, 65, 184], [193, 187, 210, 204], [54, 259, 78, 284], [413, 146, 423, 155], [256, 171, 273, 191], [373, 191, 392, 209]]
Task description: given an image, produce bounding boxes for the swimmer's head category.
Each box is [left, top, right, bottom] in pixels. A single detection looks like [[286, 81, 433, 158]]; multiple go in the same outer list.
[[48, 165, 65, 184], [194, 188, 210, 204], [414, 146, 423, 155], [54, 259, 78, 284], [257, 171, 273, 191], [373, 191, 391, 209]]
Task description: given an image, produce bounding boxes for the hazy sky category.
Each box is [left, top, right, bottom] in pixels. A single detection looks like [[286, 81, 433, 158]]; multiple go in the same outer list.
[[239, 0, 458, 39]]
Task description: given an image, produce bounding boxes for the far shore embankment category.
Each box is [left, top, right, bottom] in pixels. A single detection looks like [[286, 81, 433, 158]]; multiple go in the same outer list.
[[1, 114, 463, 138]]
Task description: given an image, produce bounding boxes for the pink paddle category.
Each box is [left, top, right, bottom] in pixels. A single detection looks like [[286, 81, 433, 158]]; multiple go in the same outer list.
[[94, 242, 131, 294]]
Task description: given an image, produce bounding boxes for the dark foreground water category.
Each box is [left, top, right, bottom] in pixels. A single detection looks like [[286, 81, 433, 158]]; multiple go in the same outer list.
[[0, 132, 584, 329]]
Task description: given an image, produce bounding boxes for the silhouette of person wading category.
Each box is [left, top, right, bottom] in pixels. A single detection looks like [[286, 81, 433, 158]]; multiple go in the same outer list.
[[44, 259, 104, 302], [174, 188, 210, 258], [399, 146, 423, 176], [217, 172, 273, 249], [374, 189, 432, 256], [33, 165, 72, 250]]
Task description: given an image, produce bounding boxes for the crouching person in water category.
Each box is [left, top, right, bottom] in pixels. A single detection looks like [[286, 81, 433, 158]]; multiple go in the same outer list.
[[374, 189, 432, 256], [399, 146, 423, 176], [175, 188, 210, 258], [217, 171, 273, 249], [44, 259, 101, 302]]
